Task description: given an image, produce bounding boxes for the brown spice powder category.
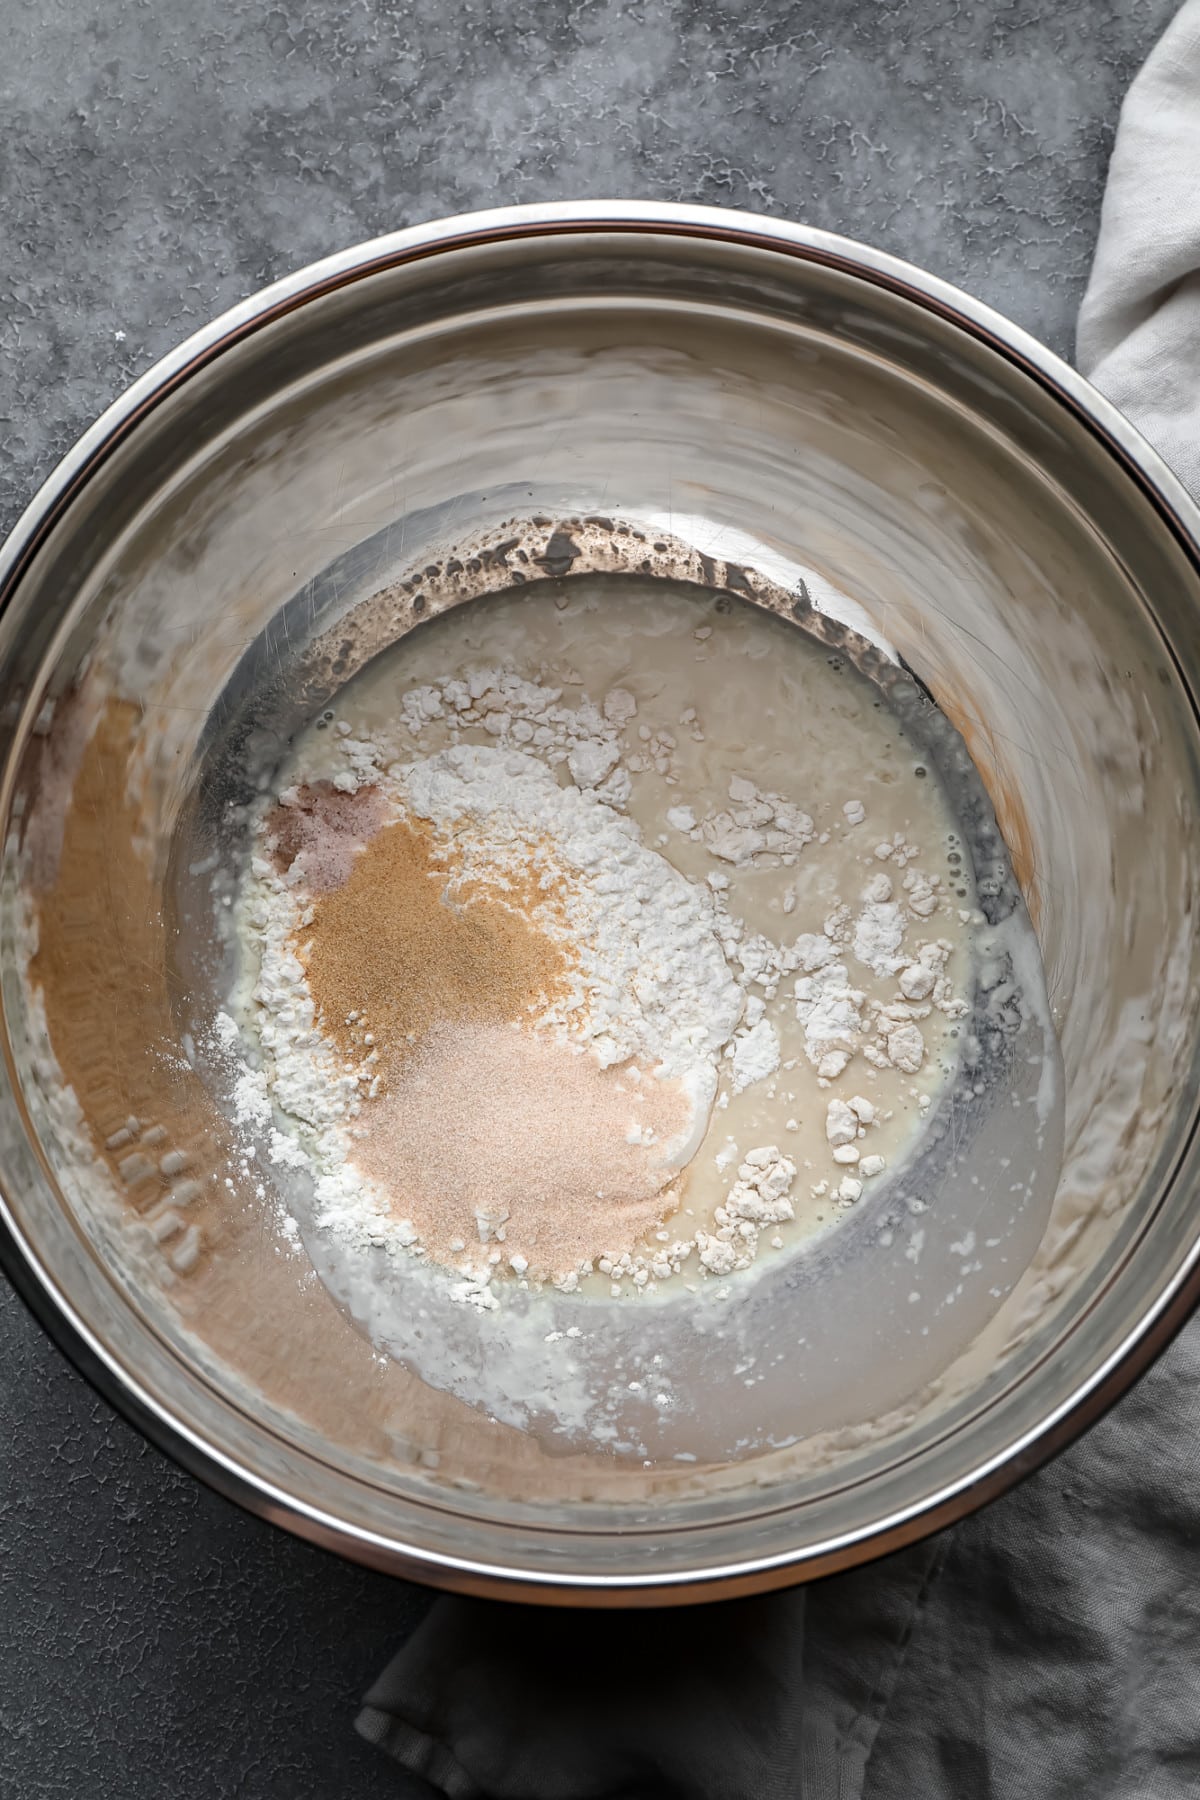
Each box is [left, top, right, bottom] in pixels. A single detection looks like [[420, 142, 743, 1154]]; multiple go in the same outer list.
[[301, 814, 572, 1083]]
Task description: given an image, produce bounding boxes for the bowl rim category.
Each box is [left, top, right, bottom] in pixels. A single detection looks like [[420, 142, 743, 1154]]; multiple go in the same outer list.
[[3, 199, 1200, 1603]]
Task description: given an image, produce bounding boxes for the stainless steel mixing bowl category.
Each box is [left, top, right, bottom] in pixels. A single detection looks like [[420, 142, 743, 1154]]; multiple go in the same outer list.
[[1, 202, 1198, 1602]]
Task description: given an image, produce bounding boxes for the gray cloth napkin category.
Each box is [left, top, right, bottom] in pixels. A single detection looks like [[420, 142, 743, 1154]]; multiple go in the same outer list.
[[359, 5, 1200, 1791], [1077, 0, 1200, 500]]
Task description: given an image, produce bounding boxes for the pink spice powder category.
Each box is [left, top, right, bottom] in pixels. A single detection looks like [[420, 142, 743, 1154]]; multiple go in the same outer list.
[[348, 1020, 692, 1282], [265, 781, 388, 891]]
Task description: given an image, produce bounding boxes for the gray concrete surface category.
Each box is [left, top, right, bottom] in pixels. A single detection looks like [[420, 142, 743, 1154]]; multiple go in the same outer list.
[[0, 0, 1180, 1794]]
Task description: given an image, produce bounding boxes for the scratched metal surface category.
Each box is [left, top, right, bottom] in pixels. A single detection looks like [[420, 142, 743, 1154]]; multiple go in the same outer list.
[[0, 0, 1179, 1792]]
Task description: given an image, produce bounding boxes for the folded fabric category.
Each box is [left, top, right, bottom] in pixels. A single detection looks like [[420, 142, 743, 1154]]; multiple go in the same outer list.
[[1078, 0, 1200, 503], [361, 5, 1200, 1792], [357, 1544, 943, 1800]]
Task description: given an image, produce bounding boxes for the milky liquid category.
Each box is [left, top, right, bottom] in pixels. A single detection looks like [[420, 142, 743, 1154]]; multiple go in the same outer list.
[[227, 574, 1063, 1457], [269, 580, 974, 1272]]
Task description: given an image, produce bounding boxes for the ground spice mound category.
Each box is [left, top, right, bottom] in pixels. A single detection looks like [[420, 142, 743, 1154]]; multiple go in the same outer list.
[[351, 1021, 689, 1281], [266, 781, 389, 892], [300, 813, 571, 1082], [293, 806, 692, 1280]]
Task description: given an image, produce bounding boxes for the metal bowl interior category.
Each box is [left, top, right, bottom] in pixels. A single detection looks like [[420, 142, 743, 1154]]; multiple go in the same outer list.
[[1, 204, 1199, 1601]]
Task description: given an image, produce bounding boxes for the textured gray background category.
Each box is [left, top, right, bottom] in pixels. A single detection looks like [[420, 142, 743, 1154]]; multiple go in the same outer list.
[[0, 0, 1181, 1794]]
